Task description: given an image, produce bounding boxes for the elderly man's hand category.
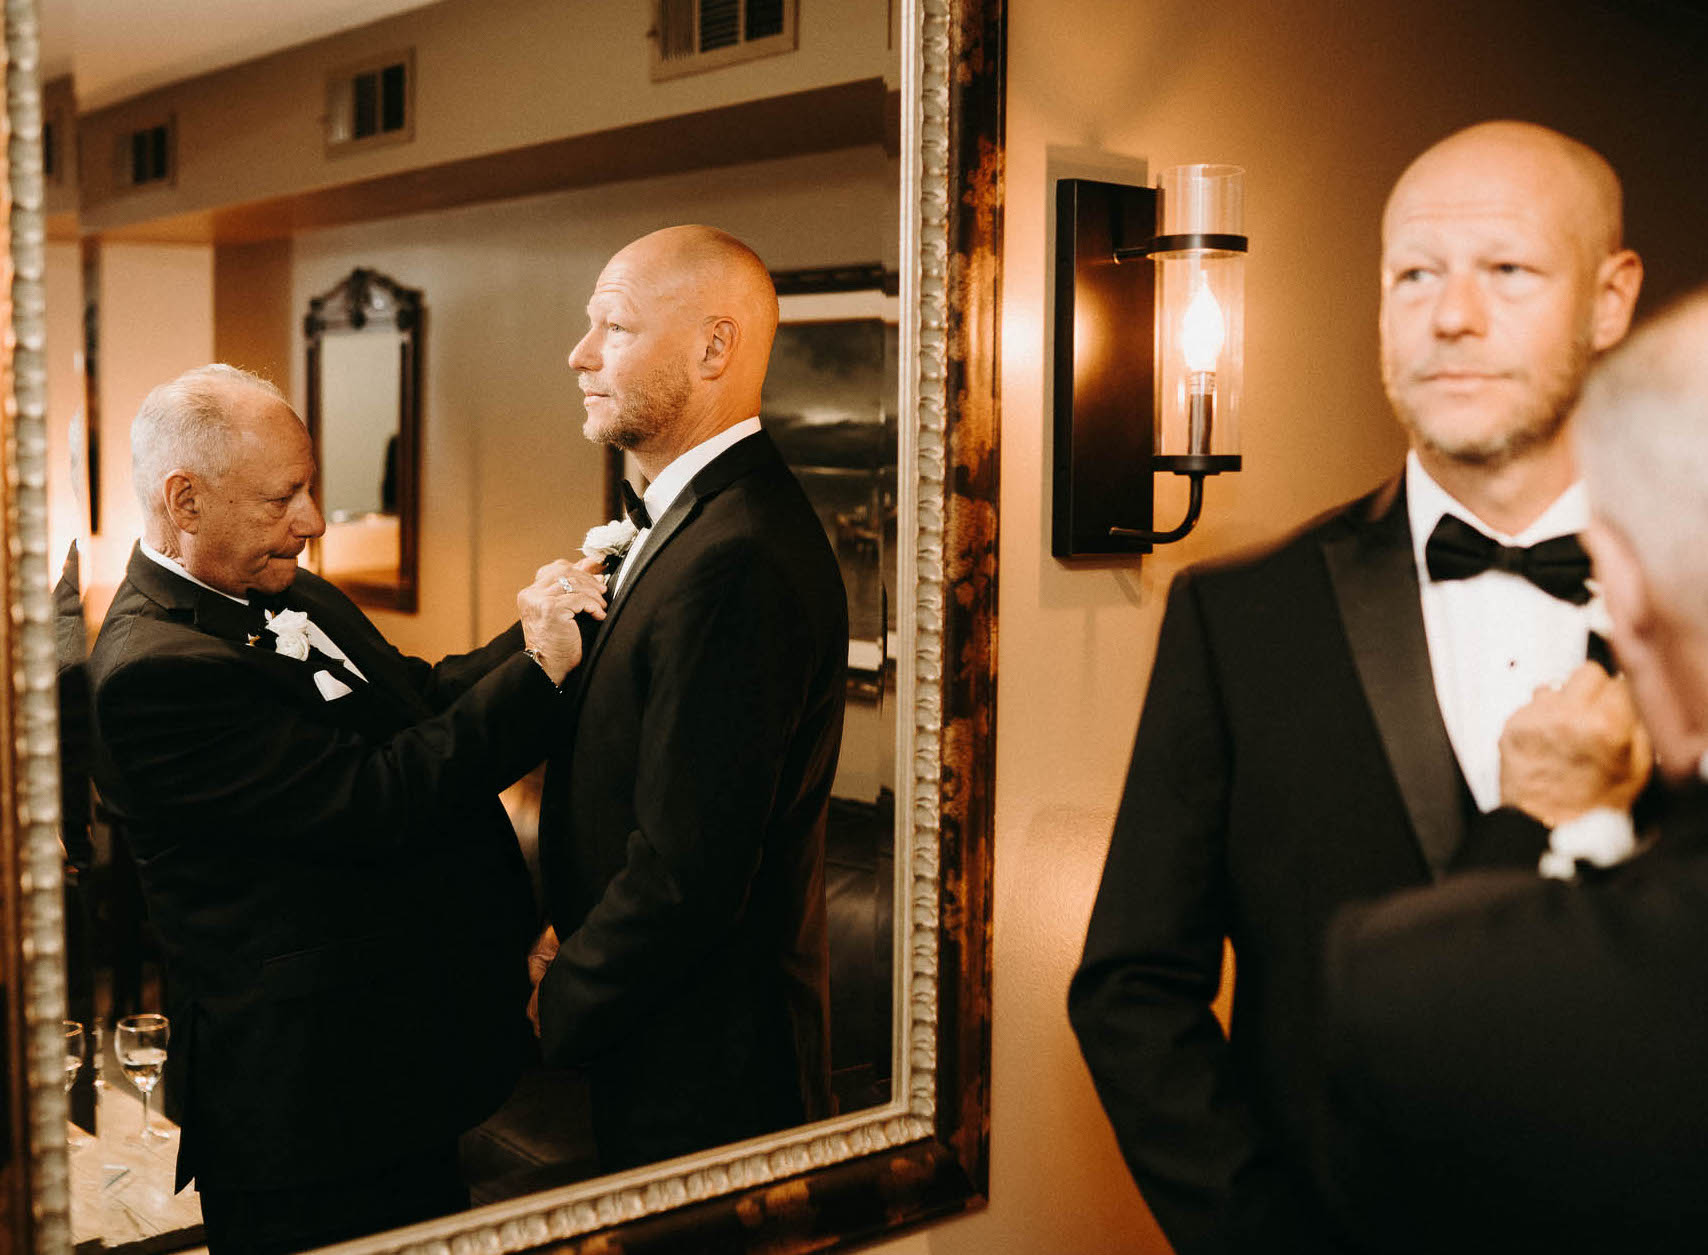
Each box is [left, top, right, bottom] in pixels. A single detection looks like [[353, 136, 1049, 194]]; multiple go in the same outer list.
[[517, 559, 606, 685], [525, 925, 560, 1037], [1499, 662, 1653, 828]]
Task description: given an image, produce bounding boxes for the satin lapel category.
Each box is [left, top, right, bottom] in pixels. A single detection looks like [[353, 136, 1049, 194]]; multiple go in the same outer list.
[[123, 546, 397, 720], [1321, 476, 1465, 879], [577, 486, 703, 687], [183, 589, 334, 708], [279, 577, 427, 723], [577, 432, 780, 688], [123, 543, 205, 622]]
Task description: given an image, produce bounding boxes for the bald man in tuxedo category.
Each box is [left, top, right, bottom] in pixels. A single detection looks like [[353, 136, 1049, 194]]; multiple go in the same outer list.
[[1070, 122, 1647, 1252], [531, 226, 848, 1171]]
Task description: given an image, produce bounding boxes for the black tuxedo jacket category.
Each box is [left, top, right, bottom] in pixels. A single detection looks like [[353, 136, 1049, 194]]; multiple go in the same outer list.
[[1068, 477, 1552, 1254], [536, 432, 847, 1171], [88, 546, 552, 1191], [1319, 785, 1708, 1253]]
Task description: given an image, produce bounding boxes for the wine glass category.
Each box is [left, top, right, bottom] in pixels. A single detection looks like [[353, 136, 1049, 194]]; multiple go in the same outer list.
[[62, 1021, 91, 1148], [114, 1013, 171, 1144], [61, 1020, 84, 1092]]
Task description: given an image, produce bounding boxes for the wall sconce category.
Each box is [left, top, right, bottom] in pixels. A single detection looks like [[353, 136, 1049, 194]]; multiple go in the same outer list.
[[1053, 164, 1247, 558]]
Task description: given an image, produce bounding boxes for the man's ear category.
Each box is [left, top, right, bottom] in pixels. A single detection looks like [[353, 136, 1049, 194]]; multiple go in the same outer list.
[[1590, 249, 1643, 353], [164, 471, 202, 534], [697, 316, 739, 380]]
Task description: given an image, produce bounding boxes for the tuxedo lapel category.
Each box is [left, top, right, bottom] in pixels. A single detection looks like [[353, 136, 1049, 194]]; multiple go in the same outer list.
[[578, 432, 780, 685], [276, 576, 430, 724], [1320, 477, 1465, 878], [123, 546, 398, 722]]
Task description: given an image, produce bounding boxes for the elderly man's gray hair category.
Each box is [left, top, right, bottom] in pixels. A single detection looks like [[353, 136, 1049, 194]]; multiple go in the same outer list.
[[131, 364, 294, 521], [1576, 286, 1708, 633]]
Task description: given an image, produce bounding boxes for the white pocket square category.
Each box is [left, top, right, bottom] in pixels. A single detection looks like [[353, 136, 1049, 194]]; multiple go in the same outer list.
[[313, 670, 353, 701]]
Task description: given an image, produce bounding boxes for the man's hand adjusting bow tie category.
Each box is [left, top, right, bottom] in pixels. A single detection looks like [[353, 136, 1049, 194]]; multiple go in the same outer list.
[[1424, 513, 1593, 605]]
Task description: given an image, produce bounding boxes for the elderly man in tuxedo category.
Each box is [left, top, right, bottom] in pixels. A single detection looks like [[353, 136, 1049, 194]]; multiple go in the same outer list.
[[1318, 286, 1708, 1253], [87, 364, 604, 1253], [530, 225, 847, 1171], [1069, 120, 1647, 1253]]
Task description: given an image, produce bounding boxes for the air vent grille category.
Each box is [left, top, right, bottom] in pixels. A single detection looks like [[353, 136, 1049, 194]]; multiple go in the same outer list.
[[113, 117, 174, 191], [326, 51, 414, 154], [651, 0, 797, 80]]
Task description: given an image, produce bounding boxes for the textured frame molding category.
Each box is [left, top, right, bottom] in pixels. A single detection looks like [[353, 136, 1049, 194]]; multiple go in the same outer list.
[[0, 0, 1004, 1248], [3, 0, 73, 1250]]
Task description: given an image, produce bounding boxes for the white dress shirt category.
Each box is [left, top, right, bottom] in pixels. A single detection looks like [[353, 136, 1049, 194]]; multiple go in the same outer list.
[[611, 417, 762, 596], [1407, 451, 1596, 813]]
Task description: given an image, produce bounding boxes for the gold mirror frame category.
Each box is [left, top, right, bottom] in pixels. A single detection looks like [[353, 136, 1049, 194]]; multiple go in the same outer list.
[[0, 0, 1004, 1248]]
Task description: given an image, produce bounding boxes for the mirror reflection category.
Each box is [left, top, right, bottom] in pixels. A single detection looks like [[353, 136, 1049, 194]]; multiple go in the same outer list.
[[305, 266, 421, 612], [40, 0, 903, 1250], [767, 278, 901, 1117]]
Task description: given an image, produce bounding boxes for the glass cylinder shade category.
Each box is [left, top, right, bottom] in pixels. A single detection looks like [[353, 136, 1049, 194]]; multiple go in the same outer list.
[[1152, 164, 1245, 469]]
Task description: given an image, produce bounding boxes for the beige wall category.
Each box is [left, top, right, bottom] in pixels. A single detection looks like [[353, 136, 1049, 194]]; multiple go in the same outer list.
[[287, 144, 900, 657], [43, 75, 79, 223], [214, 238, 295, 386], [84, 243, 215, 616], [44, 241, 86, 575], [865, 1, 1708, 1253], [79, 0, 893, 232]]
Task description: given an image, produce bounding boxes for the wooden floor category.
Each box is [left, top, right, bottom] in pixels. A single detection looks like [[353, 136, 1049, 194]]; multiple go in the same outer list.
[[69, 1083, 202, 1253]]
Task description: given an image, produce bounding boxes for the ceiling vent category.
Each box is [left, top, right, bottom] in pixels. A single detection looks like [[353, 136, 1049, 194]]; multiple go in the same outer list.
[[650, 0, 797, 80], [114, 117, 174, 191], [326, 50, 414, 154]]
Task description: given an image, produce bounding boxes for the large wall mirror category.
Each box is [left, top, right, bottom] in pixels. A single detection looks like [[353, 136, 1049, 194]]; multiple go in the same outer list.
[[0, 0, 1002, 1250], [304, 267, 422, 614]]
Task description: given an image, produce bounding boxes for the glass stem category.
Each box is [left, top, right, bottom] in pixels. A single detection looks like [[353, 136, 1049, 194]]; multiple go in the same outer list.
[[140, 1087, 151, 1135]]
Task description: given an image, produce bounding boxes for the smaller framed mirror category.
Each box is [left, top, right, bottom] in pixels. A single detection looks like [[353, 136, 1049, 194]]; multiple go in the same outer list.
[[304, 266, 422, 612]]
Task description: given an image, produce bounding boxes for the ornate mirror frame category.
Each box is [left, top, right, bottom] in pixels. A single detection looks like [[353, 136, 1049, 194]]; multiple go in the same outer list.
[[0, 0, 1003, 1247], [303, 265, 423, 614]]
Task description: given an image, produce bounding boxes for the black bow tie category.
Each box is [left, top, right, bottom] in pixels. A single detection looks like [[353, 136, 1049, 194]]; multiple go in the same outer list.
[[1424, 513, 1592, 605], [620, 480, 652, 531]]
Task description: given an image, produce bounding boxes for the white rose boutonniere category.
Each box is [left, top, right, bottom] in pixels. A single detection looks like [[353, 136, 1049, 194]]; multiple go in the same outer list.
[[582, 517, 639, 564], [264, 608, 313, 661]]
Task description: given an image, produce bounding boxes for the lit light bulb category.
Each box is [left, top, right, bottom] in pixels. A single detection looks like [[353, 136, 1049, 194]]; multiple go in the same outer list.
[[1181, 278, 1225, 373], [1180, 275, 1224, 456]]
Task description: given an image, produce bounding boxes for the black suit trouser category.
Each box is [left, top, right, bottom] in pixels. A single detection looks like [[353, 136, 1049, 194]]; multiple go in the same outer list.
[[196, 1142, 465, 1255]]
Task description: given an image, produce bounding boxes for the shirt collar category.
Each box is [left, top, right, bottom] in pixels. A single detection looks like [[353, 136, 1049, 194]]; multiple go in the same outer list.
[[641, 417, 762, 526], [1405, 449, 1589, 569], [139, 540, 250, 606]]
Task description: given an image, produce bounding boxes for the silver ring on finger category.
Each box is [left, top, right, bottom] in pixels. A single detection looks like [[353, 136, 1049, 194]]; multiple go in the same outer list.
[[557, 576, 575, 594]]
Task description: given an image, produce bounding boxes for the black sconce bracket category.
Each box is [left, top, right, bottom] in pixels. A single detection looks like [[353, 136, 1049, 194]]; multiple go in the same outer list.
[[1052, 177, 1243, 559], [1109, 471, 1206, 545]]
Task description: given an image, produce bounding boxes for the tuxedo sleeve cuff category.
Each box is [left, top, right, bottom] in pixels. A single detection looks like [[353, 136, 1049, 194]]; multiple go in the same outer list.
[[1539, 807, 1638, 880], [513, 650, 569, 696]]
